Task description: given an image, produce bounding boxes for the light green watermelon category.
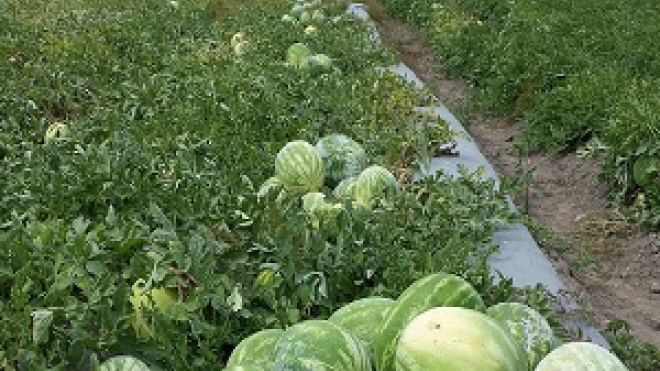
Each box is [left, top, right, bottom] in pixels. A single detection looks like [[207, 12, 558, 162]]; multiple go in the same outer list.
[[333, 176, 358, 201], [275, 140, 324, 193], [329, 297, 395, 346], [272, 319, 372, 371], [99, 355, 150, 371], [354, 165, 399, 209], [487, 302, 559, 370], [316, 134, 369, 186], [225, 328, 283, 369], [396, 307, 527, 371], [286, 42, 312, 68], [535, 342, 628, 371], [374, 272, 486, 371]]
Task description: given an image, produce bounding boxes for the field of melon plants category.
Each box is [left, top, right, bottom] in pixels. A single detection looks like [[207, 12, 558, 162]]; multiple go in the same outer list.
[[380, 0, 660, 228], [0, 0, 646, 370]]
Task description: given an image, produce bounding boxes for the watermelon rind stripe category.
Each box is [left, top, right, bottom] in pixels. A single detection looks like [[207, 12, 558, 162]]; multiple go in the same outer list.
[[374, 273, 485, 371]]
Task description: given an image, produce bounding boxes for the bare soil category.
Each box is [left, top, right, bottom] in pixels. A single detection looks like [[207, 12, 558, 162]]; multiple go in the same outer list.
[[363, 0, 660, 346]]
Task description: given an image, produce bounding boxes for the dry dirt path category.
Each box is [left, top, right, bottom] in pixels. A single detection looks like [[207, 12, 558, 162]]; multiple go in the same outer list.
[[362, 0, 660, 346]]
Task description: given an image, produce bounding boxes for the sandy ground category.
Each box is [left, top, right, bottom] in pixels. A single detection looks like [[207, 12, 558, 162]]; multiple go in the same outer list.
[[363, 0, 660, 346]]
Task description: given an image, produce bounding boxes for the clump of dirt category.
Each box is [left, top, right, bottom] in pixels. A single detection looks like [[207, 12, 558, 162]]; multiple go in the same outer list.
[[363, 0, 660, 346]]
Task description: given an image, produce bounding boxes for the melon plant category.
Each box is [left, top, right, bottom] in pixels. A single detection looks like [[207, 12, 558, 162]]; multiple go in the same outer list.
[[395, 307, 527, 371], [487, 302, 559, 370], [535, 342, 628, 371], [286, 43, 312, 67], [274, 140, 324, 193], [328, 297, 395, 347], [272, 319, 372, 371], [99, 355, 151, 371], [316, 134, 369, 186], [333, 176, 357, 201], [354, 165, 399, 209], [225, 328, 283, 369], [373, 272, 486, 371]]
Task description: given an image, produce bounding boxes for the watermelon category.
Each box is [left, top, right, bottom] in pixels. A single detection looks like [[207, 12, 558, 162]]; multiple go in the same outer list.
[[329, 297, 395, 349], [316, 134, 369, 186], [535, 342, 628, 371], [395, 307, 527, 371], [333, 176, 357, 201], [44, 122, 71, 144], [286, 43, 312, 67], [374, 272, 486, 371], [225, 328, 283, 368], [354, 165, 399, 209], [487, 302, 559, 369], [272, 319, 372, 371], [275, 140, 324, 193], [99, 355, 150, 371]]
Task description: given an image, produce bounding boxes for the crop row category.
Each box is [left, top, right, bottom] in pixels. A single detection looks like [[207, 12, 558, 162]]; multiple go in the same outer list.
[[379, 0, 660, 228]]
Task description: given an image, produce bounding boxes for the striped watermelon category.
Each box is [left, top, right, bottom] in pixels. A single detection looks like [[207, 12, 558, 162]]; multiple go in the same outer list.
[[487, 302, 559, 370], [333, 176, 357, 201], [275, 140, 324, 193], [272, 319, 372, 371], [316, 134, 369, 186], [535, 342, 628, 371], [225, 328, 283, 369], [396, 307, 527, 371], [328, 297, 395, 347], [99, 355, 150, 371], [374, 272, 486, 371], [354, 165, 399, 209]]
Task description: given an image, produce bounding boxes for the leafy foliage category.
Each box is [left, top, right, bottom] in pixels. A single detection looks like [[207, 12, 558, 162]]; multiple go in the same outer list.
[[378, 0, 660, 227], [0, 0, 548, 369]]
